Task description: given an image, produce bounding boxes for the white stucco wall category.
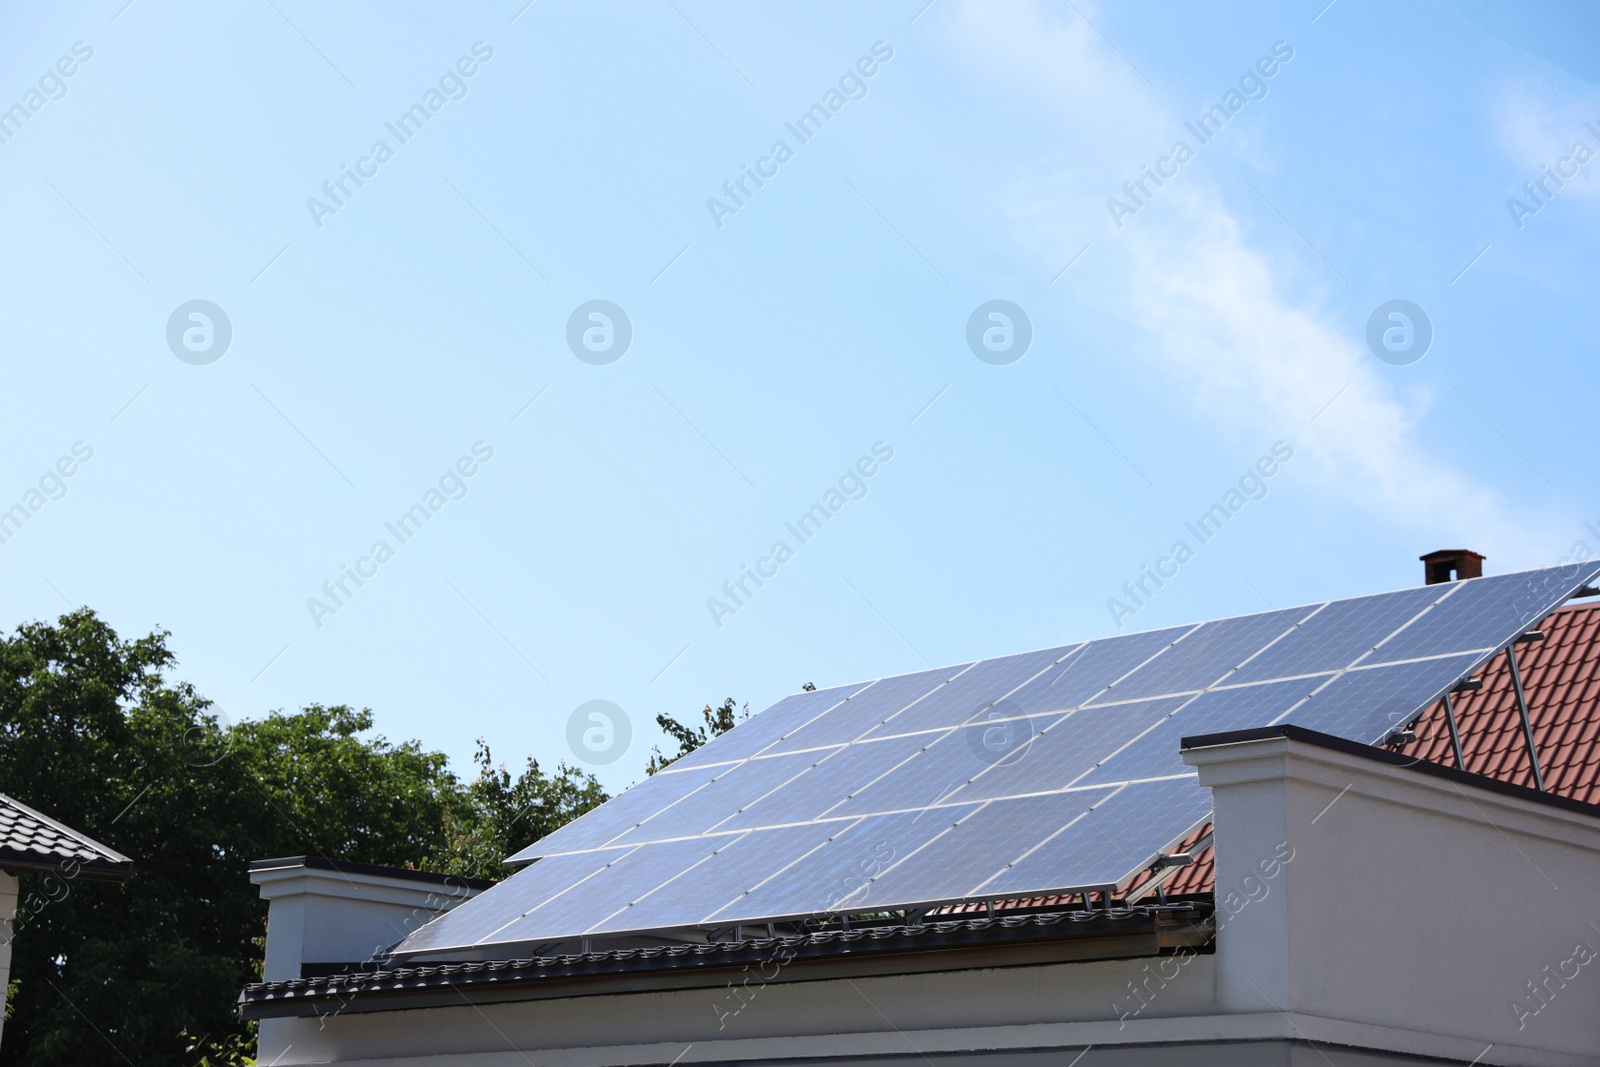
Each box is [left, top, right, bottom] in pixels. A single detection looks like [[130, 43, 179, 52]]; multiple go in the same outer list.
[[0, 870, 16, 1052], [1187, 733, 1600, 1067], [250, 860, 487, 1062]]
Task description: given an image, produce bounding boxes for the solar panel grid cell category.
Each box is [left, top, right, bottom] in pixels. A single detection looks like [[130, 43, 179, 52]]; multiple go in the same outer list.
[[1018, 625, 1196, 711], [1088, 607, 1314, 703], [861, 646, 1074, 737], [709, 805, 984, 925], [504, 762, 722, 862], [1227, 586, 1443, 683], [607, 749, 822, 846], [1285, 653, 1486, 740], [949, 697, 1186, 802], [715, 733, 933, 831], [1366, 573, 1558, 664], [762, 666, 974, 754], [980, 776, 1213, 896], [668, 682, 872, 770], [585, 822, 844, 934], [844, 789, 1119, 908], [1077, 678, 1324, 787], [483, 836, 723, 945]]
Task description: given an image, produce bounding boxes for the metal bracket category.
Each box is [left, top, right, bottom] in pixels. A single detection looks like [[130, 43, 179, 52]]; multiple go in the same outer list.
[[1506, 644, 1546, 791]]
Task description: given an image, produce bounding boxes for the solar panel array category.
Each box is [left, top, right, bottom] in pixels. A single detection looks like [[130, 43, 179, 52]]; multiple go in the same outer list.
[[392, 563, 1600, 959]]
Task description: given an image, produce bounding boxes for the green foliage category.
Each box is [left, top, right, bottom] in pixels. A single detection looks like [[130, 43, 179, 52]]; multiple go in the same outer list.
[[645, 697, 749, 775], [430, 740, 608, 881], [0, 609, 606, 1066]]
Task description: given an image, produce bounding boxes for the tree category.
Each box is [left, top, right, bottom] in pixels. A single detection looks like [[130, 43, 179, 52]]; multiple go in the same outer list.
[[0, 609, 606, 1066], [645, 697, 749, 775], [430, 740, 608, 881]]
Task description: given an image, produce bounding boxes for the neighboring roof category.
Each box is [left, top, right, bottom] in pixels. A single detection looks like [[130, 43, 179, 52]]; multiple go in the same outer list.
[[1412, 599, 1600, 798], [0, 792, 134, 882], [250, 855, 496, 892], [240, 902, 1211, 1019], [1124, 598, 1600, 897]]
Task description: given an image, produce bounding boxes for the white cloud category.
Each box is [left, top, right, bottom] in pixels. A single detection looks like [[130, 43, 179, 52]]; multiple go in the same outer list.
[[937, 0, 1559, 562]]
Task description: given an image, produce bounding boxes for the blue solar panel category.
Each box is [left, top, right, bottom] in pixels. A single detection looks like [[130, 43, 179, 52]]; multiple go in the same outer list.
[[716, 733, 932, 831], [862, 646, 1074, 737], [669, 681, 872, 770], [1004, 626, 1194, 712], [827, 716, 1067, 817], [949, 697, 1185, 802], [1368, 565, 1600, 663], [711, 806, 980, 925], [1091, 608, 1314, 702], [762, 666, 973, 754], [481, 837, 723, 945], [391, 564, 1598, 960], [1285, 653, 1484, 740], [980, 776, 1212, 897], [586, 822, 843, 934], [607, 749, 822, 845], [393, 847, 627, 953], [846, 789, 1118, 908], [1227, 586, 1442, 683], [1077, 678, 1324, 786], [505, 762, 723, 862]]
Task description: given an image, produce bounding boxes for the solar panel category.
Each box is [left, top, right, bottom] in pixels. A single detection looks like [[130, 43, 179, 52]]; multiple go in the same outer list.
[[1075, 678, 1323, 787], [503, 761, 723, 862], [860, 646, 1075, 737], [586, 822, 843, 934], [1226, 586, 1441, 683], [979, 776, 1213, 897], [715, 732, 933, 831], [668, 681, 872, 771], [949, 697, 1186, 801], [1288, 653, 1485, 739], [1365, 570, 1577, 664], [761, 666, 973, 755], [842, 789, 1119, 908], [391, 562, 1600, 960], [710, 806, 981, 925], [1013, 625, 1194, 711], [1090, 607, 1316, 702]]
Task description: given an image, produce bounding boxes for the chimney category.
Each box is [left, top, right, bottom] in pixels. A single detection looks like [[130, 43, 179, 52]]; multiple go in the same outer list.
[[1421, 549, 1485, 585]]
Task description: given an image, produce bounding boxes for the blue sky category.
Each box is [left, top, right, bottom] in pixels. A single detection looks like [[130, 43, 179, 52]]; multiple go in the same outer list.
[[1, 0, 1596, 792]]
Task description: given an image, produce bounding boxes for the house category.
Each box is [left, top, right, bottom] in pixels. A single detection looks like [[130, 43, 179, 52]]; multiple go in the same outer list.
[[0, 792, 135, 1047], [241, 553, 1600, 1066]]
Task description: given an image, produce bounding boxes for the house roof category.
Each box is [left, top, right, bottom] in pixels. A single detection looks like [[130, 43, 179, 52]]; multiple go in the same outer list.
[[1117, 596, 1600, 900], [0, 792, 135, 882]]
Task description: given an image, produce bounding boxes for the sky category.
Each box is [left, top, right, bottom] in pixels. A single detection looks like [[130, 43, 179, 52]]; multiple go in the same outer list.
[[1, 0, 1597, 794]]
